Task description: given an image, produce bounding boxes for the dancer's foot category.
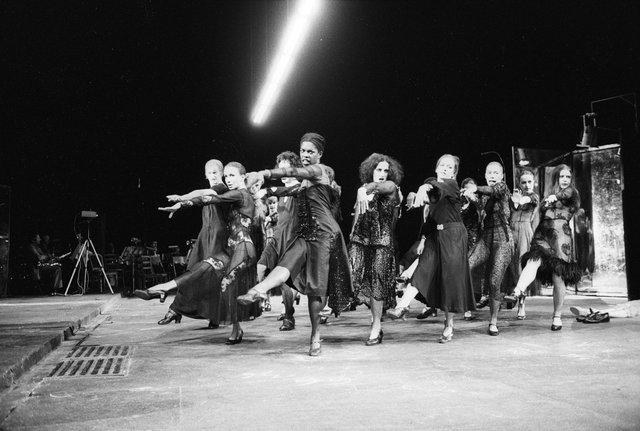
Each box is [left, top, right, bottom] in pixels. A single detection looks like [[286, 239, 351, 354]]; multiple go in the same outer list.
[[476, 295, 489, 309], [133, 289, 165, 301], [516, 300, 526, 320], [386, 306, 409, 320], [551, 315, 563, 331], [365, 329, 383, 346], [279, 316, 295, 331], [438, 325, 453, 343], [207, 320, 219, 329], [463, 311, 475, 321], [416, 307, 438, 320], [225, 329, 243, 345], [157, 309, 182, 325], [487, 323, 499, 336], [309, 335, 321, 356], [237, 288, 268, 306]]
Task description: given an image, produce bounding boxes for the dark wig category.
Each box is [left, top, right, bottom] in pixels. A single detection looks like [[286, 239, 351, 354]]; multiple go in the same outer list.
[[358, 153, 404, 185]]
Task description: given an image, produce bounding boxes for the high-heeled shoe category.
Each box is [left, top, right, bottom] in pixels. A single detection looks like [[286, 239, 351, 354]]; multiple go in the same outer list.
[[386, 306, 409, 320], [516, 301, 526, 320], [279, 317, 295, 331], [476, 295, 489, 309], [225, 329, 243, 345], [309, 340, 321, 356], [134, 289, 162, 301], [237, 288, 268, 306], [487, 323, 499, 336], [157, 310, 182, 325], [207, 320, 219, 329], [365, 330, 384, 346], [438, 326, 453, 343], [551, 316, 562, 331], [416, 307, 437, 320]]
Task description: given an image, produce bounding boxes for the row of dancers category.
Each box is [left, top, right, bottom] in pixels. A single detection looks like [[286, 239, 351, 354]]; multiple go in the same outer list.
[[133, 132, 581, 355]]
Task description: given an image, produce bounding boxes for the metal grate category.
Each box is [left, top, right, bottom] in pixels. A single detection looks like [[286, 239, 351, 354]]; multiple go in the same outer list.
[[48, 345, 132, 378]]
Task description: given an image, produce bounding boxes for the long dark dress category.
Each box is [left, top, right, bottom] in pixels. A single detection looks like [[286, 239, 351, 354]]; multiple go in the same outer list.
[[349, 181, 400, 310], [264, 164, 353, 315], [504, 192, 540, 293], [169, 183, 229, 324], [521, 186, 581, 285], [411, 178, 475, 313]]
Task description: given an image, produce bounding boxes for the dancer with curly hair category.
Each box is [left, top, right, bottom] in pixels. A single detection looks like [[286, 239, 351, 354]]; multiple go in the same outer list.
[[350, 153, 403, 345]]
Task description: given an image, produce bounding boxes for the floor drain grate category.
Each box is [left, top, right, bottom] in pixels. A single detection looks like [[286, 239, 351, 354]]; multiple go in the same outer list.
[[48, 345, 133, 378]]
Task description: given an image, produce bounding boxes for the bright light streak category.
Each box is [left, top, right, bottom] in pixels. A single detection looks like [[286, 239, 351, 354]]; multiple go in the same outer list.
[[250, 0, 323, 126]]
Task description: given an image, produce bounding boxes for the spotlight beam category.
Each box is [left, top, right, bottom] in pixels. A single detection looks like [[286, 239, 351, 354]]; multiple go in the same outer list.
[[250, 0, 322, 126]]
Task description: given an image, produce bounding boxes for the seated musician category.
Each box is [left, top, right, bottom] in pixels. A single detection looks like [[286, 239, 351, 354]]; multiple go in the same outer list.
[[27, 233, 63, 294]]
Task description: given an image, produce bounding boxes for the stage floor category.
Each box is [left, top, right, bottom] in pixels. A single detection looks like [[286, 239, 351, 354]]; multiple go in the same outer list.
[[1, 294, 639, 430]]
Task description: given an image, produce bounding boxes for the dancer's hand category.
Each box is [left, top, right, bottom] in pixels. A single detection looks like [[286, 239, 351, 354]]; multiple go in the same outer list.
[[405, 192, 416, 209], [511, 189, 522, 204], [158, 203, 181, 218], [416, 238, 426, 255], [413, 184, 432, 207], [356, 186, 370, 214], [166, 194, 181, 202], [545, 194, 558, 205]]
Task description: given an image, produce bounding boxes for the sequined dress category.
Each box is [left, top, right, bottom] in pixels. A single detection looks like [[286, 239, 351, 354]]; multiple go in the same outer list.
[[349, 182, 400, 310], [265, 164, 353, 315]]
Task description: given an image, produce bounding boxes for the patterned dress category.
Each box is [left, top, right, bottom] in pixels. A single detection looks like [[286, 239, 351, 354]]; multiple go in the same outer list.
[[349, 181, 400, 310], [200, 188, 262, 322], [468, 181, 514, 301], [521, 186, 581, 285]]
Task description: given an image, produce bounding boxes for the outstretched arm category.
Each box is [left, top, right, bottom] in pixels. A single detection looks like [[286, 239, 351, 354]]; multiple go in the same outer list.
[[167, 183, 228, 202], [260, 165, 323, 181], [475, 182, 509, 199]]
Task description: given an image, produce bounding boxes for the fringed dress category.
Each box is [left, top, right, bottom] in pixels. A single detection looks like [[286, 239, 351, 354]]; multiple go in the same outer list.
[[349, 181, 400, 310], [263, 164, 353, 315], [521, 186, 581, 285]]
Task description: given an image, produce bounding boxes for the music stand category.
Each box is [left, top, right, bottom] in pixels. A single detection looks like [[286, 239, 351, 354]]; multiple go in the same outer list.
[[64, 212, 114, 295]]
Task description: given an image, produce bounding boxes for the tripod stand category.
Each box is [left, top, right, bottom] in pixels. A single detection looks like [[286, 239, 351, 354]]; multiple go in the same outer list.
[[64, 220, 113, 295]]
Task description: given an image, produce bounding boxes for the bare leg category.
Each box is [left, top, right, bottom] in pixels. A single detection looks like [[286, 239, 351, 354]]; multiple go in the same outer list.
[[253, 266, 290, 294], [227, 279, 242, 341], [551, 274, 566, 330], [308, 295, 327, 355], [369, 299, 383, 339], [488, 299, 500, 333], [396, 284, 419, 309], [513, 259, 541, 296]]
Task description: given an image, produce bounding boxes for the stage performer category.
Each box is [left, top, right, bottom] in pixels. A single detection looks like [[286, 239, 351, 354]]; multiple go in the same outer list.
[[237, 132, 353, 356], [466, 161, 514, 336], [507, 169, 539, 320], [510, 164, 581, 331], [133, 159, 229, 329], [350, 153, 403, 345], [386, 154, 475, 343], [256, 151, 303, 332]]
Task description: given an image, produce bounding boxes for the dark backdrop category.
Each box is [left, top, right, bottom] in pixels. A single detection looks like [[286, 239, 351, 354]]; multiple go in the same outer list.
[[1, 1, 638, 295]]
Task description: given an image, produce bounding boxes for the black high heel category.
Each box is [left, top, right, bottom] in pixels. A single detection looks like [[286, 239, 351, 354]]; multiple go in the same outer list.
[[157, 310, 182, 325], [237, 288, 268, 306], [365, 330, 384, 346], [225, 329, 243, 345], [133, 289, 162, 301], [416, 307, 437, 320]]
